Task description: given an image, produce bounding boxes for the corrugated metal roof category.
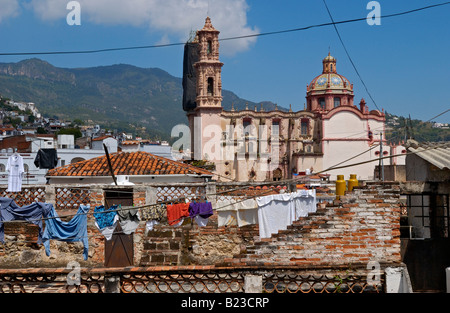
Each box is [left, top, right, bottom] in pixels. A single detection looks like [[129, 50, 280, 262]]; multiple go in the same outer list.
[[407, 141, 450, 170]]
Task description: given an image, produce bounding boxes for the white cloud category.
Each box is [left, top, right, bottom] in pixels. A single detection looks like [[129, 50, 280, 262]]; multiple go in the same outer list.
[[27, 0, 259, 55], [0, 0, 20, 22]]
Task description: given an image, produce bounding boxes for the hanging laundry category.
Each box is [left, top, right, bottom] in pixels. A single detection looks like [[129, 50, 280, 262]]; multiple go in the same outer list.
[[256, 193, 296, 239], [141, 203, 166, 232], [42, 204, 90, 260], [216, 198, 258, 227], [93, 205, 118, 240], [141, 203, 166, 222], [117, 207, 140, 235], [145, 220, 159, 232], [6, 154, 24, 192], [0, 197, 52, 244], [189, 202, 213, 227], [34, 148, 58, 169], [166, 203, 190, 226], [292, 189, 317, 218]]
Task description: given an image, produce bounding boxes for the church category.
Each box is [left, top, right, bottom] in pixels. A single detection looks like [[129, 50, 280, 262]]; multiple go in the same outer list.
[[182, 17, 387, 182]]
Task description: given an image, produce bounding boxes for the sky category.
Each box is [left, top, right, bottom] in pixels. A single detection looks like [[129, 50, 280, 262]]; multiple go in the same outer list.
[[0, 0, 449, 123]]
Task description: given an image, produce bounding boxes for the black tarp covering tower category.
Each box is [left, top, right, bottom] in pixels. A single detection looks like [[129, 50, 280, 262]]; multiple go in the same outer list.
[[182, 41, 199, 112]]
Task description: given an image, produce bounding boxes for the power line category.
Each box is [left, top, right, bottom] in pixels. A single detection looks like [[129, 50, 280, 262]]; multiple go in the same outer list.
[[3, 142, 448, 245], [0, 1, 449, 57], [322, 0, 380, 112], [2, 106, 449, 226]]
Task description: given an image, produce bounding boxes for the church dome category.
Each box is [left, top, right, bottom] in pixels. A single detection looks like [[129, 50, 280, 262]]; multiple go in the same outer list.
[[307, 53, 353, 94], [306, 53, 355, 112], [308, 73, 352, 92]]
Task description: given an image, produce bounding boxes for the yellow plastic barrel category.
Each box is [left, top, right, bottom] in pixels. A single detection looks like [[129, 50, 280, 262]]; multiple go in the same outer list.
[[348, 174, 359, 192], [336, 175, 346, 199]]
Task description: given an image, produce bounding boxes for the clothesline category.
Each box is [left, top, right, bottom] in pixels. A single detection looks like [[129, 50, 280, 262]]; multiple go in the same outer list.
[[0, 186, 286, 247], [0, 187, 315, 246], [0, 180, 286, 225]]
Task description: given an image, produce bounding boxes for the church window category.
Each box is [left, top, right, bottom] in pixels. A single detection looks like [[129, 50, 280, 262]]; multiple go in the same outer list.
[[334, 97, 341, 107], [243, 119, 252, 136], [207, 77, 214, 96], [207, 40, 212, 54], [330, 64, 333, 72], [301, 119, 309, 135], [319, 98, 326, 109], [272, 120, 280, 136]]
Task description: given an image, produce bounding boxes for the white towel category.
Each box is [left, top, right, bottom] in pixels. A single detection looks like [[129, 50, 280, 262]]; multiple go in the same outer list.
[[216, 198, 258, 227], [256, 193, 295, 239]]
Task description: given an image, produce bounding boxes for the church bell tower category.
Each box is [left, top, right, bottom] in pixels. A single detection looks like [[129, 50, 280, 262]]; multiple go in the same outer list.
[[186, 17, 224, 162], [194, 16, 224, 108]]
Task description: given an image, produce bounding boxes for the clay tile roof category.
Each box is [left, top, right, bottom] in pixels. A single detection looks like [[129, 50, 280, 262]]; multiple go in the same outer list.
[[121, 140, 140, 145], [46, 151, 214, 177], [92, 135, 114, 142]]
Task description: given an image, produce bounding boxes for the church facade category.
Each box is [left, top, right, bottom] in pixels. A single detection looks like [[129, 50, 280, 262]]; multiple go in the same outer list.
[[183, 17, 386, 182]]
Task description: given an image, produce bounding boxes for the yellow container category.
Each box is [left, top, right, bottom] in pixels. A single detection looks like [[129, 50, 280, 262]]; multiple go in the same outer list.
[[336, 175, 346, 199], [348, 174, 359, 192]]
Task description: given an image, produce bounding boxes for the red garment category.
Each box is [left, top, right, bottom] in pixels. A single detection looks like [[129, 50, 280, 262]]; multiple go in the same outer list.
[[166, 203, 190, 226]]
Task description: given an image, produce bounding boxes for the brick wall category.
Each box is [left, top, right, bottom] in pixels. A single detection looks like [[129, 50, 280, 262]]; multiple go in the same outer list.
[[220, 181, 401, 267], [0, 182, 402, 270]]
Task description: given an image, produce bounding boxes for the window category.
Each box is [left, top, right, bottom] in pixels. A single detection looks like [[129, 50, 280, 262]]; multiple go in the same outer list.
[[71, 157, 85, 164], [401, 194, 450, 239], [319, 98, 326, 109], [243, 119, 252, 136], [0, 164, 5, 172], [207, 40, 212, 54], [334, 97, 341, 108], [272, 120, 280, 136], [207, 77, 214, 96], [301, 119, 309, 136]]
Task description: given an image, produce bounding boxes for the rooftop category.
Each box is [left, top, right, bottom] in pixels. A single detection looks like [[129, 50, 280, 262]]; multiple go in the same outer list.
[[407, 140, 450, 170], [46, 151, 214, 177]]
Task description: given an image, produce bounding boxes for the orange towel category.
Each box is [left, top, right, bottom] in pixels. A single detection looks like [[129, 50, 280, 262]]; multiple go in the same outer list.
[[166, 203, 190, 226]]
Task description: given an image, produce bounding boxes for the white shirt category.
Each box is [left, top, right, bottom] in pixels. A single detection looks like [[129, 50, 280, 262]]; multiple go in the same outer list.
[[6, 154, 24, 192]]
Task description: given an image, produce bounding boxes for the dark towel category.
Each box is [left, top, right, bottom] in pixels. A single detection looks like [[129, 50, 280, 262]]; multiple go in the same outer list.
[[34, 149, 58, 169]]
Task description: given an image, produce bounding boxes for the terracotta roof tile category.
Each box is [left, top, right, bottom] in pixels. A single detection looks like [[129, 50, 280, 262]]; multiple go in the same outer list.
[[121, 140, 140, 145], [46, 151, 214, 177]]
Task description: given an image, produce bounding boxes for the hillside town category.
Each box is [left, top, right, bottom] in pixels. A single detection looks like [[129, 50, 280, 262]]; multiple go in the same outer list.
[[0, 15, 448, 301]]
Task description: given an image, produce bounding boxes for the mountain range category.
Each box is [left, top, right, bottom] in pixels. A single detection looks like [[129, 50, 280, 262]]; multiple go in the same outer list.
[[0, 58, 278, 140]]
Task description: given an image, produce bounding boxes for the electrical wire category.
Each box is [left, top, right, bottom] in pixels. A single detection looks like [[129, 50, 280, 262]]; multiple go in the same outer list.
[[322, 0, 380, 112], [0, 2, 449, 56], [2, 140, 447, 226], [2, 107, 449, 232], [1, 141, 447, 245]]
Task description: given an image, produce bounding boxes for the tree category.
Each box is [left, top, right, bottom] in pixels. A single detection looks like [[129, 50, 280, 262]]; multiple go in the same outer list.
[[57, 128, 82, 139]]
